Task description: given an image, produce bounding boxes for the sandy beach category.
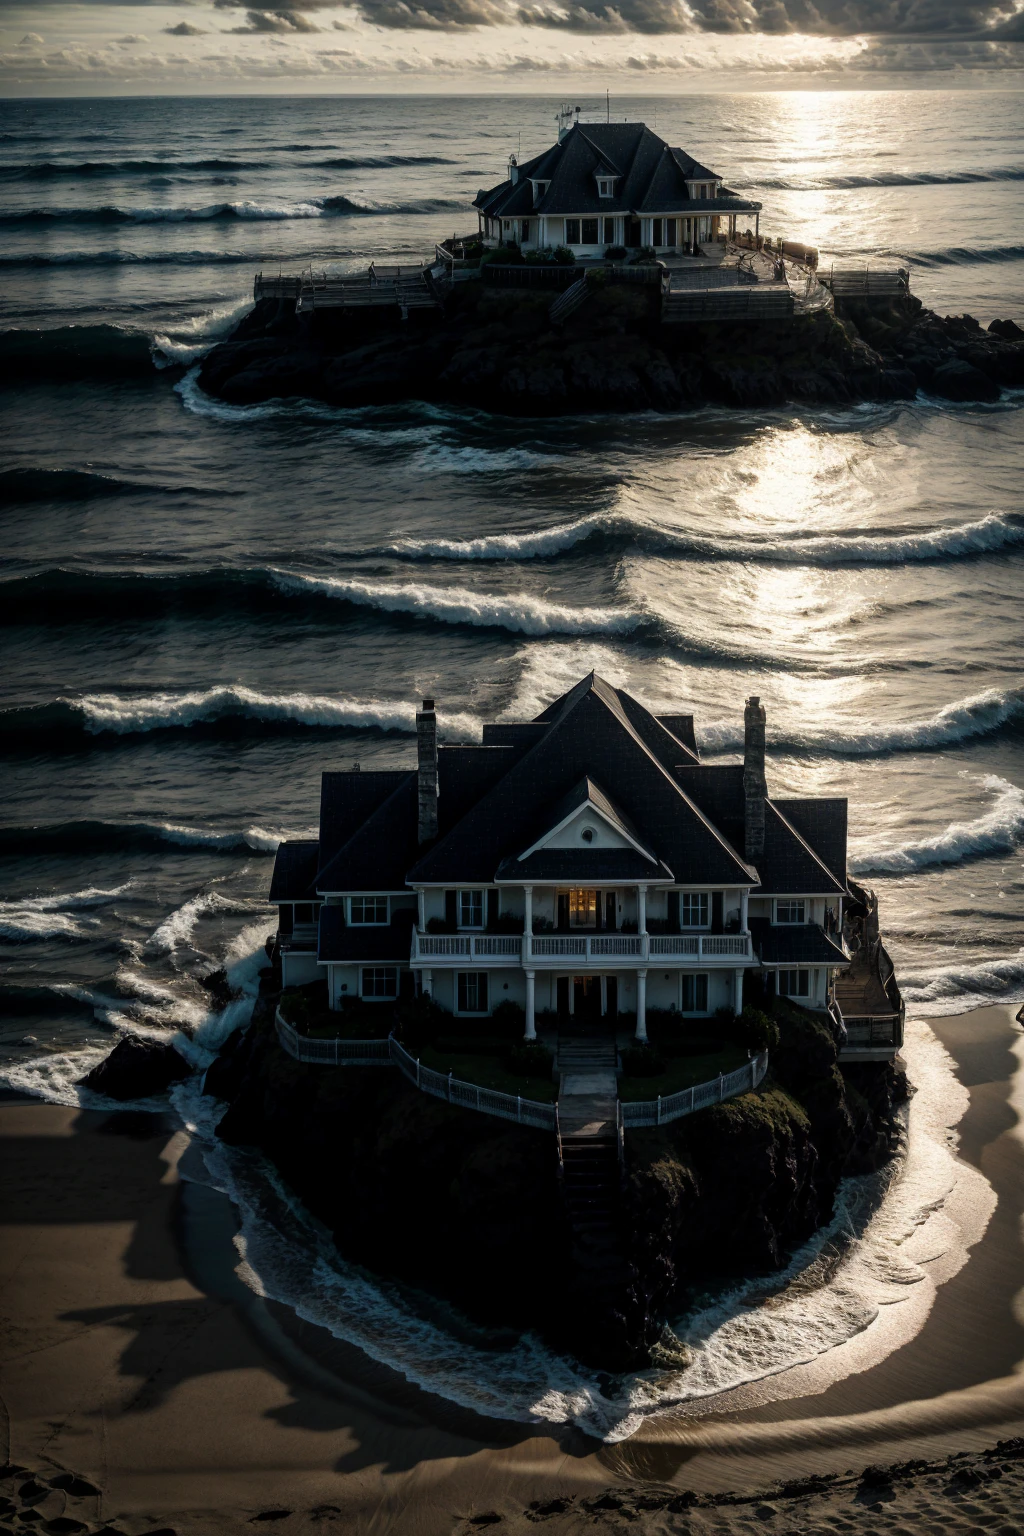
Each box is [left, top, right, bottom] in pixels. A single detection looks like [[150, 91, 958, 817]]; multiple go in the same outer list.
[[2, 1003, 1023, 1536]]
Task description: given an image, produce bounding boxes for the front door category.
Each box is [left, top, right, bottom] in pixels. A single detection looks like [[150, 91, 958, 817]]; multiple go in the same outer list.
[[627, 217, 642, 248], [572, 975, 603, 1025]]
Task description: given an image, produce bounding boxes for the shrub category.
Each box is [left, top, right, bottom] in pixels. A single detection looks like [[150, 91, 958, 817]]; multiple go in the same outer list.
[[505, 1041, 554, 1081], [426, 916, 455, 934], [490, 999, 526, 1039], [622, 1044, 666, 1078], [551, 245, 576, 266], [604, 244, 627, 261], [488, 912, 525, 934], [738, 1006, 780, 1054]]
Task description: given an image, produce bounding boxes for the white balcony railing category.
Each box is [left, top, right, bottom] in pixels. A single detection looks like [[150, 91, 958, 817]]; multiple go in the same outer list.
[[410, 931, 752, 966]]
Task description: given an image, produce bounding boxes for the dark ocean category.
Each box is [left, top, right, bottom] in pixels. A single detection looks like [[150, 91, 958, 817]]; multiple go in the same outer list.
[[1, 91, 1022, 1435]]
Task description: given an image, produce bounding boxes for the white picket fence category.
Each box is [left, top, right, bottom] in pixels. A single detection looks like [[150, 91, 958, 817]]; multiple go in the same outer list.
[[274, 1009, 765, 1132], [619, 1050, 768, 1127]]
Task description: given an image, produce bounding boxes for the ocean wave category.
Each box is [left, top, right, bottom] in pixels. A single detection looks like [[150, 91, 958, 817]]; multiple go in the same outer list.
[[0, 323, 158, 380], [0, 467, 230, 503], [0, 158, 271, 180], [851, 774, 1024, 874], [700, 686, 1024, 757], [152, 294, 254, 366], [901, 954, 1024, 1015], [0, 819, 291, 857], [2, 685, 480, 743], [268, 569, 639, 638], [391, 510, 1024, 566], [313, 154, 456, 169], [904, 244, 1024, 269], [735, 167, 1024, 191], [0, 194, 466, 228], [146, 889, 261, 956], [0, 881, 133, 942]]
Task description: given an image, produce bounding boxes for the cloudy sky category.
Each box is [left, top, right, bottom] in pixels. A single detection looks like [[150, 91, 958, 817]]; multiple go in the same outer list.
[[1, 0, 1022, 92]]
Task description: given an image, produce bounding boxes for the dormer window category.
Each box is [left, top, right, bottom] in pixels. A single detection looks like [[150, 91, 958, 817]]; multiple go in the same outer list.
[[597, 177, 615, 198], [532, 180, 550, 207], [775, 900, 806, 925]]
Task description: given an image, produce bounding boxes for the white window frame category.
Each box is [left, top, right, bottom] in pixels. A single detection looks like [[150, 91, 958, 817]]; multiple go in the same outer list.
[[458, 889, 485, 930], [564, 218, 581, 246], [775, 900, 806, 925], [680, 973, 709, 1014], [349, 895, 389, 926], [597, 178, 614, 198], [361, 966, 398, 999], [680, 892, 710, 929], [456, 971, 489, 1015], [778, 969, 809, 998]]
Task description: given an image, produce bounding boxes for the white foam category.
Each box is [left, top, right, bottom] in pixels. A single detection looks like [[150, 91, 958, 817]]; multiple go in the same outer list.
[[70, 684, 480, 742], [699, 686, 1024, 756], [852, 773, 1024, 873], [901, 954, 1024, 1016], [0, 882, 133, 941], [152, 294, 253, 366], [391, 511, 1024, 565], [268, 569, 639, 638], [146, 889, 259, 956]]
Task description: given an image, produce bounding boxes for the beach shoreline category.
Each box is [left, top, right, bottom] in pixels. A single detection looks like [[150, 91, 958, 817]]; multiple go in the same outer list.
[[2, 1002, 1023, 1533]]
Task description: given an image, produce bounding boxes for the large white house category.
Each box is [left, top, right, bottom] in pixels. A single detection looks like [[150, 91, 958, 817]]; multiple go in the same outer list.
[[472, 114, 762, 259], [270, 673, 854, 1043]]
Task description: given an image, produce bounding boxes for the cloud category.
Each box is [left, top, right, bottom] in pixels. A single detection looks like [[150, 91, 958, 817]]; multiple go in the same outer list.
[[353, 0, 508, 24], [165, 20, 207, 33], [226, 8, 321, 29], [519, 0, 694, 31], [18, 31, 44, 43], [116, 32, 148, 42]]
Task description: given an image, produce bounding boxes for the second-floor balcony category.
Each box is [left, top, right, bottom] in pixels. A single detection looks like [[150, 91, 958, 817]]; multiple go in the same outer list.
[[410, 930, 754, 967]]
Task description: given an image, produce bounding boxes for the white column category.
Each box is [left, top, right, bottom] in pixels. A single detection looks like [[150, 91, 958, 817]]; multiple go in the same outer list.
[[524, 884, 533, 963], [422, 968, 432, 997], [734, 967, 744, 1016], [525, 970, 536, 1041], [417, 888, 426, 930], [740, 889, 749, 933], [638, 883, 648, 961], [636, 969, 648, 1041]]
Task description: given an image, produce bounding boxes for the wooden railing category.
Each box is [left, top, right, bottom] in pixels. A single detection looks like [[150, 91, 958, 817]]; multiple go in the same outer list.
[[274, 1009, 392, 1065], [620, 1050, 768, 1128]]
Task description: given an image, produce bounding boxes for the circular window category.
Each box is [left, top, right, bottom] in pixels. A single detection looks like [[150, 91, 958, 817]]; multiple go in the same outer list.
[[581, 826, 595, 843]]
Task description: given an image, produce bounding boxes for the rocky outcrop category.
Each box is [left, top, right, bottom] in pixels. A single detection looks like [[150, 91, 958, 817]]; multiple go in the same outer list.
[[205, 993, 905, 1369], [79, 1035, 192, 1100], [197, 282, 1024, 418]]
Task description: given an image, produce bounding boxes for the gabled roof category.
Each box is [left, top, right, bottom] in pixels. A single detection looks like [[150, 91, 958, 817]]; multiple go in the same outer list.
[[408, 672, 755, 887], [773, 798, 847, 889], [269, 840, 320, 903], [518, 775, 660, 864], [753, 802, 847, 897], [317, 772, 418, 893], [496, 849, 673, 883], [474, 122, 760, 222]]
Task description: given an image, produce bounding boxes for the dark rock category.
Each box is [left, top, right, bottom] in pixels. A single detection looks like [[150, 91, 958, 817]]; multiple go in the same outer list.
[[46, 1479, 98, 1499], [990, 317, 1024, 340], [79, 1036, 192, 1100], [930, 358, 1000, 403], [44, 1520, 87, 1534], [16, 1489, 45, 1507]]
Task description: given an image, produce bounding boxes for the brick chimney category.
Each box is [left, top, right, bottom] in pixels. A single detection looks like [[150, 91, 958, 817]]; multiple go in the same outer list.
[[743, 695, 767, 864], [416, 698, 438, 845]]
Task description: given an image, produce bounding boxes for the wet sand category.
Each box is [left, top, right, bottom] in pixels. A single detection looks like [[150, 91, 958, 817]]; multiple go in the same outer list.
[[2, 1004, 1023, 1534]]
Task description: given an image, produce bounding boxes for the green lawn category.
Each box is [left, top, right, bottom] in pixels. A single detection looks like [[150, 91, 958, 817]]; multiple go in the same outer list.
[[418, 1048, 557, 1104], [618, 1048, 749, 1103]]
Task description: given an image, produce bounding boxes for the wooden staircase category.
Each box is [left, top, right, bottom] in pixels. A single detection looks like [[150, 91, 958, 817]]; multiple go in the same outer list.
[[556, 1035, 627, 1282]]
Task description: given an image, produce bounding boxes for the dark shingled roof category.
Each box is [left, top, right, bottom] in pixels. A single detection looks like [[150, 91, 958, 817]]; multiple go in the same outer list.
[[319, 771, 408, 871], [474, 122, 761, 222], [318, 904, 416, 965], [438, 744, 519, 835], [269, 839, 320, 903], [754, 803, 847, 896], [317, 772, 419, 893], [409, 673, 755, 887], [751, 919, 849, 967], [657, 714, 698, 755], [774, 799, 848, 889]]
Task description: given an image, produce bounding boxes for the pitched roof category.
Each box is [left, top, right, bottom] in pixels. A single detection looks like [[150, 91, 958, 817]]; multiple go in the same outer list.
[[474, 122, 761, 221], [750, 919, 849, 967], [317, 772, 419, 893], [408, 673, 755, 887], [753, 802, 847, 896], [773, 798, 848, 888], [496, 849, 673, 882], [319, 770, 408, 869], [269, 840, 320, 903]]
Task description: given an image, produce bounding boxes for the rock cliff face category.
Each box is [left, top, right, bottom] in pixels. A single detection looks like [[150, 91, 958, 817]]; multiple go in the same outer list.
[[196, 282, 1024, 417], [206, 989, 906, 1370]]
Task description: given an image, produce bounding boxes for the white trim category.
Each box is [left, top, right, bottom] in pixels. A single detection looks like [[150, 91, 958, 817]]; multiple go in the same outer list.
[[518, 798, 657, 864]]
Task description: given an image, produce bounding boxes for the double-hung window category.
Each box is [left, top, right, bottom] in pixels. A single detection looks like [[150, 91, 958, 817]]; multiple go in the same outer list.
[[362, 966, 398, 999], [602, 216, 616, 244], [581, 218, 598, 244], [779, 969, 809, 997], [457, 972, 489, 1014], [681, 974, 709, 1013], [350, 895, 388, 925], [458, 890, 484, 929], [775, 900, 806, 925], [680, 892, 709, 928], [565, 218, 581, 245]]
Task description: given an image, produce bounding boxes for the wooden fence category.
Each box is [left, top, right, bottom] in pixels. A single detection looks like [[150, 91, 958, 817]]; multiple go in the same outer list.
[[662, 285, 794, 323], [823, 266, 910, 298]]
